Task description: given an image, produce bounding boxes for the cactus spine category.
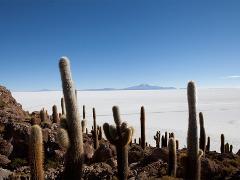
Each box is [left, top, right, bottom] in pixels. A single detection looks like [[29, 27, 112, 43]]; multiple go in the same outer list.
[[103, 106, 133, 180], [59, 57, 84, 179], [29, 125, 44, 180], [186, 81, 201, 180], [92, 108, 99, 149], [199, 112, 206, 154], [221, 134, 225, 154], [168, 137, 177, 177], [52, 105, 60, 123], [140, 106, 146, 149]]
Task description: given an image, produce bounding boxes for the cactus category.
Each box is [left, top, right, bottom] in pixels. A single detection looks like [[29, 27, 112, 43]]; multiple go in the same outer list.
[[29, 125, 44, 180], [161, 135, 165, 148], [98, 126, 102, 140], [103, 106, 133, 180], [206, 137, 210, 152], [59, 57, 84, 179], [221, 134, 225, 154], [176, 140, 179, 150], [81, 105, 87, 133], [168, 137, 177, 177], [57, 128, 69, 150], [134, 138, 136, 144], [154, 131, 160, 148], [164, 131, 168, 147], [40, 108, 51, 128], [52, 105, 60, 124], [230, 145, 233, 153], [61, 97, 66, 116], [186, 81, 201, 180], [92, 108, 99, 149], [199, 112, 206, 153], [225, 143, 230, 153], [140, 106, 146, 149]]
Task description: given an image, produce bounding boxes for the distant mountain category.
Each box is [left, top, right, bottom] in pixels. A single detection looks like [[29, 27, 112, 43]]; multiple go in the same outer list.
[[123, 84, 176, 90], [84, 84, 176, 91]]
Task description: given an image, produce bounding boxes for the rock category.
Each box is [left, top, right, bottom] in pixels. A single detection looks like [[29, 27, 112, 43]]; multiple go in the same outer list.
[[143, 147, 168, 164], [93, 144, 114, 163], [0, 138, 13, 157], [83, 162, 114, 179], [0, 154, 11, 166], [129, 144, 144, 164]]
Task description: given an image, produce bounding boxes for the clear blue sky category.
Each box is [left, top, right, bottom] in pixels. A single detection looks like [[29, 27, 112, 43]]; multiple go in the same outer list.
[[1, 0, 240, 91]]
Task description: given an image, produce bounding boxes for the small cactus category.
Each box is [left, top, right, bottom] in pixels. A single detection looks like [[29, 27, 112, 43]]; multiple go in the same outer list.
[[29, 125, 44, 180], [52, 105, 60, 124], [103, 106, 133, 180], [168, 137, 177, 177], [140, 106, 146, 149], [186, 81, 201, 180], [199, 112, 206, 153], [59, 57, 84, 179], [221, 134, 225, 154], [154, 131, 160, 148]]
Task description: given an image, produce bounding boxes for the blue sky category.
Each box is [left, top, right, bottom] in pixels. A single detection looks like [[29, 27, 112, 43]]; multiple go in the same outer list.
[[0, 0, 240, 91]]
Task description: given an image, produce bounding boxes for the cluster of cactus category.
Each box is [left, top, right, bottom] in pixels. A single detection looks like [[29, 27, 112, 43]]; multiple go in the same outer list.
[[103, 106, 133, 180], [140, 106, 146, 149], [220, 134, 233, 154], [154, 131, 160, 148], [29, 125, 44, 180], [186, 81, 203, 180], [59, 57, 84, 179]]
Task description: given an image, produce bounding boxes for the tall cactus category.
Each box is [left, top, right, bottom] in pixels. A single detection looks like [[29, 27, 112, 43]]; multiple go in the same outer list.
[[52, 105, 60, 124], [103, 106, 133, 180], [199, 112, 206, 153], [59, 57, 84, 179], [140, 106, 146, 149], [92, 108, 99, 149], [168, 137, 177, 177], [186, 81, 201, 180], [221, 134, 225, 154], [29, 125, 44, 180]]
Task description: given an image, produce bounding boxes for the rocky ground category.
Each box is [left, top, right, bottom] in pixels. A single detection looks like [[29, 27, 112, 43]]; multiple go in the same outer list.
[[0, 85, 240, 180]]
